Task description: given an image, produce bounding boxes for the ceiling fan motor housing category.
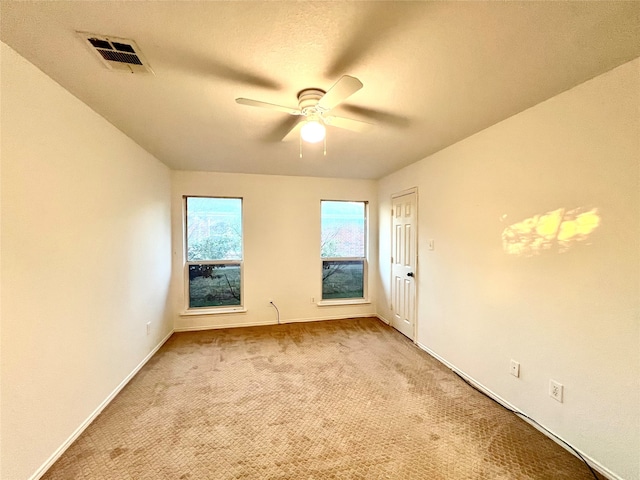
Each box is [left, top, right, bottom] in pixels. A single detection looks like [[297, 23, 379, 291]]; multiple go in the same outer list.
[[298, 88, 326, 115]]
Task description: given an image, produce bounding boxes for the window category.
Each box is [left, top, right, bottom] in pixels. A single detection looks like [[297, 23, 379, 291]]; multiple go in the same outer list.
[[321, 200, 367, 300], [185, 197, 243, 310]]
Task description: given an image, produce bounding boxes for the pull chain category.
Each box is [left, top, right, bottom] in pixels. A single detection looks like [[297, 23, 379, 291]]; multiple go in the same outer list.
[[298, 133, 327, 158]]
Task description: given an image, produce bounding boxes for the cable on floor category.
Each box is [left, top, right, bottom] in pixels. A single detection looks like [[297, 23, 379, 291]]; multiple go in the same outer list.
[[270, 301, 280, 324], [452, 371, 599, 480]]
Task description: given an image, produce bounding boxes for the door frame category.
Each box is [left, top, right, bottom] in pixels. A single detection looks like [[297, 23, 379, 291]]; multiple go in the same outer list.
[[390, 187, 418, 342]]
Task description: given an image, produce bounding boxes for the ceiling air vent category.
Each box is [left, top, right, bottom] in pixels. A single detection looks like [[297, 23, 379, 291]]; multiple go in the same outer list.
[[77, 32, 154, 74]]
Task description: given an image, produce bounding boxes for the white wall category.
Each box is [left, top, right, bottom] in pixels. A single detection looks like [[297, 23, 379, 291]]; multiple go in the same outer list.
[[171, 171, 377, 330], [0, 43, 173, 480], [378, 58, 640, 480]]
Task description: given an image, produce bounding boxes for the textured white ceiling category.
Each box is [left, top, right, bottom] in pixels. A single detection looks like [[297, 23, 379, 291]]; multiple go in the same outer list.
[[2, 1, 639, 179]]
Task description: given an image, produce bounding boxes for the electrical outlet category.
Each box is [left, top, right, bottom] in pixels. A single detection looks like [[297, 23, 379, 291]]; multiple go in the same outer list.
[[146, 322, 151, 335], [310, 297, 315, 304], [509, 360, 520, 378], [549, 380, 563, 403]]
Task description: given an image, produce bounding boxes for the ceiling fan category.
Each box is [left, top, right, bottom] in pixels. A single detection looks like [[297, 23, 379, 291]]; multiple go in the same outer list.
[[236, 75, 374, 143]]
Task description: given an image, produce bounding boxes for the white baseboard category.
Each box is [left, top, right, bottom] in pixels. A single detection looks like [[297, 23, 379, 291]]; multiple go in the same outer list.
[[174, 320, 274, 332], [375, 313, 391, 325], [30, 329, 174, 480], [281, 313, 377, 324], [416, 341, 620, 480], [174, 312, 378, 332]]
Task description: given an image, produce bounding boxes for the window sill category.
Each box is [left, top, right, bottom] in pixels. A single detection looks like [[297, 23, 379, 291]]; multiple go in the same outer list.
[[180, 307, 247, 316], [317, 299, 371, 307]]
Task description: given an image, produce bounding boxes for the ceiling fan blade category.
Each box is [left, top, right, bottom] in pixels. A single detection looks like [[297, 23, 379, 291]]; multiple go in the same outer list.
[[325, 3, 421, 78], [261, 116, 301, 142], [282, 119, 304, 142], [341, 105, 411, 128], [236, 98, 301, 115], [156, 47, 281, 90], [316, 76, 363, 112], [324, 115, 374, 133]]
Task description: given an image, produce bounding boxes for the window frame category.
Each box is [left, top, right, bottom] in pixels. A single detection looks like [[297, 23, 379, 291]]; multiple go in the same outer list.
[[183, 196, 245, 314], [319, 200, 369, 303]]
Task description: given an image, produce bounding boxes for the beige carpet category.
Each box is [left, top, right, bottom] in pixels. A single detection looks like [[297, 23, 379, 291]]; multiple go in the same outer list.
[[43, 318, 602, 479]]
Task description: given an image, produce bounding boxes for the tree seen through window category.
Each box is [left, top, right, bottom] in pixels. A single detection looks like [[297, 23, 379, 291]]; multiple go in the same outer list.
[[321, 201, 367, 300], [186, 197, 242, 308]]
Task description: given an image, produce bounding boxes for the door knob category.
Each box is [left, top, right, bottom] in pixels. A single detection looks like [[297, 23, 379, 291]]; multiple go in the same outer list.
[[407, 272, 414, 277]]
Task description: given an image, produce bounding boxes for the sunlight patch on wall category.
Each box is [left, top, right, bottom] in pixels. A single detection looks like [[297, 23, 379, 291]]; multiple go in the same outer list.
[[502, 207, 600, 257]]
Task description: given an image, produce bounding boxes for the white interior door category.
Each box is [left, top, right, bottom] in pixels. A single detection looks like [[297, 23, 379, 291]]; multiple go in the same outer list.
[[391, 191, 417, 340]]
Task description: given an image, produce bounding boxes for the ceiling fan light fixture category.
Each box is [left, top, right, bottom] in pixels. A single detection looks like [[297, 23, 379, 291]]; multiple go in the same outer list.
[[300, 119, 326, 143]]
